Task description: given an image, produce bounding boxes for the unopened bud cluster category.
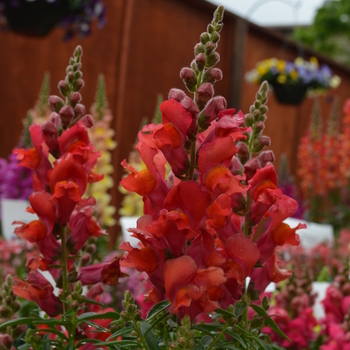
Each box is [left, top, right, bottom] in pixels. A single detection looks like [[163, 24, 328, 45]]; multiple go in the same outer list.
[[120, 291, 142, 321], [48, 45, 93, 133], [0, 275, 23, 348], [275, 268, 316, 318], [64, 281, 84, 310], [242, 81, 270, 158], [169, 315, 194, 350], [176, 6, 226, 134]]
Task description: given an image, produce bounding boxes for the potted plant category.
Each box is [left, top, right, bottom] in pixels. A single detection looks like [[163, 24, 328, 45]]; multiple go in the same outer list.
[[246, 57, 340, 105]]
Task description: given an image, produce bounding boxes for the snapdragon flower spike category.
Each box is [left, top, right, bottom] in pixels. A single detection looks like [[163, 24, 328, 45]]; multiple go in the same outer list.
[[12, 46, 123, 315], [120, 6, 303, 322]]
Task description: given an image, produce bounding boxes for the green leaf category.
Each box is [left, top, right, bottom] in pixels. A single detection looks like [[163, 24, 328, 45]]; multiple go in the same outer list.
[[77, 311, 120, 322], [146, 300, 171, 321], [250, 304, 290, 342], [107, 326, 135, 341], [17, 344, 31, 350], [193, 335, 213, 349], [150, 311, 169, 329], [32, 319, 63, 326], [249, 335, 273, 350], [214, 344, 240, 350], [75, 338, 105, 348], [65, 341, 75, 350], [215, 308, 236, 318], [140, 321, 160, 350], [245, 338, 259, 350], [42, 334, 50, 350], [35, 328, 69, 342], [0, 317, 37, 329], [225, 330, 247, 348], [234, 302, 247, 318], [95, 340, 141, 348]]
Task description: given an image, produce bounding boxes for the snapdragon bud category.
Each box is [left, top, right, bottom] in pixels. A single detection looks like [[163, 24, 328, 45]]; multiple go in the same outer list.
[[200, 32, 210, 44], [196, 83, 214, 109], [168, 88, 186, 102], [49, 112, 61, 127], [80, 115, 94, 128], [180, 67, 197, 92], [206, 52, 220, 68], [252, 135, 270, 153], [194, 43, 205, 55], [256, 150, 275, 167], [73, 78, 84, 92], [236, 142, 249, 164], [202, 67, 222, 84], [195, 53, 206, 71], [49, 95, 65, 112], [41, 121, 57, 135], [58, 80, 69, 97], [74, 103, 86, 119], [69, 92, 82, 107], [0, 334, 13, 350], [59, 105, 74, 127], [243, 158, 261, 180], [205, 41, 215, 55]]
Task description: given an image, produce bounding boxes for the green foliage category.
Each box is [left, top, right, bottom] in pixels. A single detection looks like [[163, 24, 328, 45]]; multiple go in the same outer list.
[[292, 0, 350, 66]]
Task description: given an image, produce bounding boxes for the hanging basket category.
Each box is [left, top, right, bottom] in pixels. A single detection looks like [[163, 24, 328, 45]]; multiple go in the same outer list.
[[3, 0, 69, 37], [270, 81, 308, 105]]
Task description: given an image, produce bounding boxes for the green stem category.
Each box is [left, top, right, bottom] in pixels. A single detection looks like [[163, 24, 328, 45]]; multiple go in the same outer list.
[[243, 192, 251, 237], [207, 323, 229, 350], [60, 226, 69, 301], [133, 321, 149, 350]]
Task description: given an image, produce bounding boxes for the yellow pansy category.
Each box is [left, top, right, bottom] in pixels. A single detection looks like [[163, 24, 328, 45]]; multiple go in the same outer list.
[[277, 75, 287, 84], [276, 60, 286, 72], [290, 70, 298, 81]]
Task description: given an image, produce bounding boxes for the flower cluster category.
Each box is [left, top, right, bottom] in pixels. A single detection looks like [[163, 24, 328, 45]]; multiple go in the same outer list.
[[298, 99, 350, 232], [10, 46, 125, 319], [0, 237, 37, 283], [246, 57, 340, 96], [120, 6, 304, 323], [265, 267, 319, 349], [319, 264, 350, 349]]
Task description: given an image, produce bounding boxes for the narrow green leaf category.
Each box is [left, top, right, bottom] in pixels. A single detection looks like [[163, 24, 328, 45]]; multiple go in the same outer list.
[[234, 302, 247, 318], [214, 344, 240, 350], [32, 319, 63, 326], [77, 311, 120, 322], [215, 308, 236, 318], [150, 311, 169, 329], [250, 304, 290, 342], [226, 330, 247, 348], [65, 341, 75, 350], [193, 335, 213, 349], [246, 338, 259, 350], [42, 334, 50, 350], [250, 335, 273, 350], [35, 328, 69, 342], [106, 326, 134, 341], [95, 340, 140, 348], [75, 338, 105, 348], [140, 321, 160, 350], [0, 317, 36, 329], [17, 344, 31, 350], [146, 300, 171, 321]]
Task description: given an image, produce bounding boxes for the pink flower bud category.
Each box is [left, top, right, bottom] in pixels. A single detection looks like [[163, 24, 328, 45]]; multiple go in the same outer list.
[[73, 78, 84, 92], [203, 68, 223, 84], [59, 105, 74, 126], [195, 53, 206, 71], [256, 150, 275, 167], [180, 67, 195, 80], [41, 121, 57, 135], [229, 156, 242, 175], [49, 112, 61, 127], [203, 96, 227, 122], [69, 92, 82, 106], [80, 114, 94, 128], [58, 80, 69, 96], [74, 103, 86, 119], [244, 158, 261, 181], [196, 83, 214, 109], [168, 88, 186, 102], [0, 334, 13, 349], [181, 96, 199, 118], [49, 95, 64, 112], [236, 142, 249, 164], [180, 67, 197, 92]]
